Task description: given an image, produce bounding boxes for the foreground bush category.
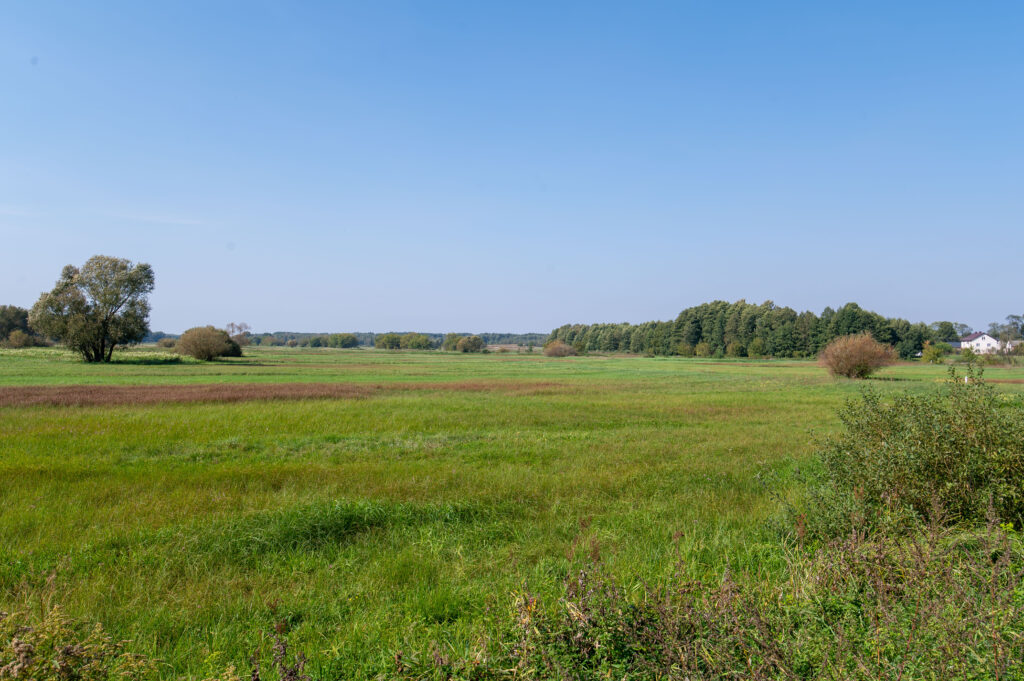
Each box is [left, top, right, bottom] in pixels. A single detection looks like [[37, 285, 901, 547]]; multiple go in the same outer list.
[[175, 326, 242, 361], [0, 607, 155, 680], [0, 607, 312, 681], [795, 367, 1024, 539], [819, 332, 896, 378], [402, 523, 1024, 679], [543, 340, 576, 357]]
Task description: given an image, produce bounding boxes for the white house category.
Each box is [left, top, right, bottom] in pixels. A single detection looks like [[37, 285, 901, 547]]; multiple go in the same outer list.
[[959, 332, 1023, 354]]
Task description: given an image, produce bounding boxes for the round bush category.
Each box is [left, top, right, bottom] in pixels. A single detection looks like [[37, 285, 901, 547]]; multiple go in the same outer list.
[[176, 326, 242, 361], [456, 335, 485, 353], [543, 340, 576, 357], [819, 332, 896, 378]]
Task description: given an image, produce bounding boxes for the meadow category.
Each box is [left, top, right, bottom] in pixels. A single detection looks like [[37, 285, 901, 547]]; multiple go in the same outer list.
[[2, 347, 1023, 678]]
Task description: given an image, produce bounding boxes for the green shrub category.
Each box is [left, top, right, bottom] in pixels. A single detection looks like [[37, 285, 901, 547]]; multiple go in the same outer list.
[[675, 342, 694, 357], [401, 525, 1024, 679], [725, 341, 745, 357], [328, 333, 358, 348], [693, 341, 711, 357], [1, 329, 36, 349], [747, 337, 766, 358], [921, 340, 951, 364], [455, 335, 485, 353], [399, 333, 433, 350], [819, 332, 896, 378], [375, 333, 402, 350], [797, 367, 1024, 539]]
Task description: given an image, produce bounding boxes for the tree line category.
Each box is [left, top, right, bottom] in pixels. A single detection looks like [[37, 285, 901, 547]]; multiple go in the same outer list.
[[546, 300, 1018, 359]]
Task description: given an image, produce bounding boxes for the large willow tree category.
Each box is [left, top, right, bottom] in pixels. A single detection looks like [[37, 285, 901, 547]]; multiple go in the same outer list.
[[29, 255, 155, 362]]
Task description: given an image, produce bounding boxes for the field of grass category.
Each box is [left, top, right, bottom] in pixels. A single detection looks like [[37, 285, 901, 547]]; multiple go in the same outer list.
[[2, 346, 1024, 678]]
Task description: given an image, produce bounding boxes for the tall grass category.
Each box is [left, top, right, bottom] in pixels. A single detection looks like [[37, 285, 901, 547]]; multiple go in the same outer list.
[[2, 349, 1024, 677]]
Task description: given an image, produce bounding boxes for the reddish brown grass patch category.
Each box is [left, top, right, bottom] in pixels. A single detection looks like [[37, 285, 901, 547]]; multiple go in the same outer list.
[[0, 383, 375, 408], [0, 380, 567, 407]]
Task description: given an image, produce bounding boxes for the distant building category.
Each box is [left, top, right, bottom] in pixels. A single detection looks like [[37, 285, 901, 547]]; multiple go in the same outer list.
[[959, 332, 1022, 354]]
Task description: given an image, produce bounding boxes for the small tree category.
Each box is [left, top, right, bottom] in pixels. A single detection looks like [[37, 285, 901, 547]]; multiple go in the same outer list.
[[819, 332, 896, 378], [0, 305, 31, 343], [442, 333, 460, 351], [329, 333, 358, 348], [456, 335, 485, 353], [921, 340, 951, 365], [725, 342, 745, 357], [176, 326, 242, 361], [747, 337, 766, 358], [29, 255, 154, 362], [400, 333, 433, 350], [225, 322, 252, 346], [375, 333, 402, 350]]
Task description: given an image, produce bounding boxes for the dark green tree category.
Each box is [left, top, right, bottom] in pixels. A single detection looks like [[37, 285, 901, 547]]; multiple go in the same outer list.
[[29, 255, 154, 362], [375, 333, 402, 349], [0, 305, 31, 342]]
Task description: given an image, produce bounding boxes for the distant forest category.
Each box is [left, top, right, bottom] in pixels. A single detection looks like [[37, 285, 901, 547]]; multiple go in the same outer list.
[[143, 331, 549, 348], [546, 300, 997, 359]]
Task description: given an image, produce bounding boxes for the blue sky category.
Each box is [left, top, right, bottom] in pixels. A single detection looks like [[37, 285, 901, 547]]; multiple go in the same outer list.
[[2, 2, 1022, 333]]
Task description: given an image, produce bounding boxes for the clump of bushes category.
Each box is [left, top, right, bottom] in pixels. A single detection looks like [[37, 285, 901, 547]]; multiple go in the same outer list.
[[543, 340, 576, 357], [329, 333, 358, 348], [400, 333, 434, 350], [456, 335, 485, 353], [920, 340, 952, 364], [156, 336, 177, 349], [819, 332, 896, 378], [796, 367, 1024, 538], [402, 524, 1024, 679], [175, 326, 242, 361], [0, 329, 45, 349], [375, 333, 401, 349]]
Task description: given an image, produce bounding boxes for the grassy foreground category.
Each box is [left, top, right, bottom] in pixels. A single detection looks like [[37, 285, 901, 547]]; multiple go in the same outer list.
[[2, 347, 1023, 678]]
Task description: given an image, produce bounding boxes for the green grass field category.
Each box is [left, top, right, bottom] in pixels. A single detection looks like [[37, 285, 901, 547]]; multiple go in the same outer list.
[[3, 347, 1023, 678]]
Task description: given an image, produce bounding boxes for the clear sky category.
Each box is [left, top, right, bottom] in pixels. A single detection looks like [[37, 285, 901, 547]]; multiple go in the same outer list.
[[2, 2, 1022, 334]]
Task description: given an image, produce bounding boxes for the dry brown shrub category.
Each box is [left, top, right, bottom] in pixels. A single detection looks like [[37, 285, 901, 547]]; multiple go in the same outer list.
[[819, 332, 896, 378], [543, 340, 576, 357], [176, 326, 241, 361]]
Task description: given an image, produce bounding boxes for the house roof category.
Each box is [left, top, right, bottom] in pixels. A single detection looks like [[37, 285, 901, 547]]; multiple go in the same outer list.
[[960, 332, 989, 342]]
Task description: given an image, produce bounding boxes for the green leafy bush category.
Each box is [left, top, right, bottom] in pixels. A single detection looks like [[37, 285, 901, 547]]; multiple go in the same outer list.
[[797, 367, 1024, 539], [375, 333, 402, 349], [401, 524, 1024, 679], [456, 335, 485, 353]]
